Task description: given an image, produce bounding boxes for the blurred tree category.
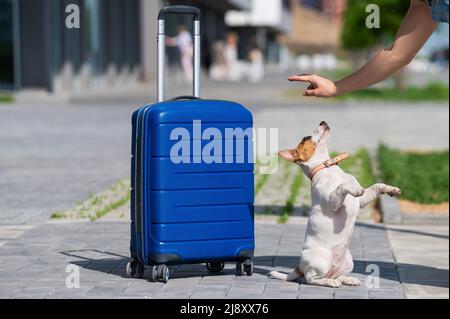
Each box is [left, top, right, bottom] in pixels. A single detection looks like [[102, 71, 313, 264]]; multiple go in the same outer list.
[[341, 0, 410, 89]]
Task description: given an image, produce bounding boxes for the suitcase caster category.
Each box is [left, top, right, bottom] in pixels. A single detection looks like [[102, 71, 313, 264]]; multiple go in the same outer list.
[[155, 264, 170, 283], [126, 261, 134, 277], [126, 259, 145, 278], [244, 259, 253, 276], [149, 266, 158, 282], [236, 260, 253, 276], [126, 260, 137, 278], [206, 262, 225, 274], [235, 262, 244, 276]]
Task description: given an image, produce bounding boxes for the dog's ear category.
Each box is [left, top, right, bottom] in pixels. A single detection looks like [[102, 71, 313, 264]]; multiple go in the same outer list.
[[278, 149, 297, 162]]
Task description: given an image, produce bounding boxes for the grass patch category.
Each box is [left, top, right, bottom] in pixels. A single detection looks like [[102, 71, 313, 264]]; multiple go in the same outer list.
[[50, 211, 64, 219], [93, 190, 130, 221], [255, 173, 270, 197], [332, 149, 375, 188], [337, 82, 449, 102], [378, 145, 449, 204], [50, 179, 130, 220], [0, 93, 13, 104], [254, 156, 276, 197], [277, 173, 303, 224]]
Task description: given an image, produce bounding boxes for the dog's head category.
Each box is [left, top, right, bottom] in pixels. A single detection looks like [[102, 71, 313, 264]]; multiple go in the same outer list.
[[278, 121, 331, 169]]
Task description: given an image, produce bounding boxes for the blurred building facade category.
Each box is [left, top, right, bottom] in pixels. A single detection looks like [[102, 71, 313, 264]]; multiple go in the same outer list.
[[225, 0, 292, 66], [283, 0, 347, 54], [0, 0, 251, 96], [1, 0, 141, 94]]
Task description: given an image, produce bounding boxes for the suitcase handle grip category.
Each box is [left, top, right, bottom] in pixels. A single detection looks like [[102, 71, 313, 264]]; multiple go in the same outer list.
[[157, 6, 201, 103], [169, 95, 201, 101], [158, 6, 200, 21]]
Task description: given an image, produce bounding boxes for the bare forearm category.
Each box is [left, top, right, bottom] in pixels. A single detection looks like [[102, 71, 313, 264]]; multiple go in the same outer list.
[[335, 48, 407, 95]]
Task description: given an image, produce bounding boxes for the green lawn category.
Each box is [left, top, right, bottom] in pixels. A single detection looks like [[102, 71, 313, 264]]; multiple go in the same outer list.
[[337, 82, 449, 102], [378, 144, 449, 204]]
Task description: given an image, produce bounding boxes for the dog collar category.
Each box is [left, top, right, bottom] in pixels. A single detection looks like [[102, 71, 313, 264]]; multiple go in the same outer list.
[[309, 153, 350, 180]]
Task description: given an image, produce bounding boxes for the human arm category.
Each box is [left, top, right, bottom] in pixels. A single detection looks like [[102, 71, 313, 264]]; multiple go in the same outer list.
[[288, 0, 438, 97]]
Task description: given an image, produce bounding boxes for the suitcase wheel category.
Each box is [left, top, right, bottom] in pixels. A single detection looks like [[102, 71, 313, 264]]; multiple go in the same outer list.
[[126, 259, 145, 278], [235, 262, 244, 276], [206, 262, 225, 274], [244, 260, 254, 276], [149, 266, 158, 282], [126, 261, 133, 277], [155, 264, 170, 283], [236, 260, 253, 277]]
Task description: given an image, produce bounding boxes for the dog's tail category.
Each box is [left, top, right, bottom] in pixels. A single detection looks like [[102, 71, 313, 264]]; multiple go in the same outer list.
[[268, 266, 303, 281]]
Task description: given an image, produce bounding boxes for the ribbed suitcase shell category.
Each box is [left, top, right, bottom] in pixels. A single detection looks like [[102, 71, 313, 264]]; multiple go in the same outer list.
[[131, 99, 255, 265]]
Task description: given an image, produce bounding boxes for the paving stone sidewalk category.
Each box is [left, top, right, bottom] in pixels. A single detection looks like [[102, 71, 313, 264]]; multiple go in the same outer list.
[[386, 224, 449, 299], [0, 219, 419, 299]]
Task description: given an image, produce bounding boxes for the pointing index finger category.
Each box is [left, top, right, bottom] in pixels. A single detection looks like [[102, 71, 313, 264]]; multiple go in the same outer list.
[[288, 74, 314, 83]]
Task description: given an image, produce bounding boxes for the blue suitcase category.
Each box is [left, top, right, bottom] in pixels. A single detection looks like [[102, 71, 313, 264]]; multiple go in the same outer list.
[[127, 6, 255, 283]]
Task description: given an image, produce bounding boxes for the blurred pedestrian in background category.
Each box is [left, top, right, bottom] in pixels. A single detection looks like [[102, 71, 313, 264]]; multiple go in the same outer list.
[[246, 37, 264, 83], [288, 0, 448, 98], [166, 25, 193, 82], [209, 40, 227, 81], [224, 32, 243, 82]]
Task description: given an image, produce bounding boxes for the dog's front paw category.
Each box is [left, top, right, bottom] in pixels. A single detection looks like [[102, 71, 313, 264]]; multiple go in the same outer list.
[[338, 276, 361, 286], [385, 186, 401, 197], [324, 278, 342, 288]]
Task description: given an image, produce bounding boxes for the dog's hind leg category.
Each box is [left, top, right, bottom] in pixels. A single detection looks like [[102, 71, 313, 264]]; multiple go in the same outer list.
[[302, 248, 342, 288], [305, 271, 342, 288], [359, 183, 401, 208], [336, 251, 361, 286]]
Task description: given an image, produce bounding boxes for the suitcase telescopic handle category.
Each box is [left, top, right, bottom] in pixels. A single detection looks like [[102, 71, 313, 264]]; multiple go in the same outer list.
[[157, 6, 201, 103]]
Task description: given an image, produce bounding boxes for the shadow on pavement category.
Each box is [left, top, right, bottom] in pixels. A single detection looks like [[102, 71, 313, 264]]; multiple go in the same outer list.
[[60, 250, 448, 288], [60, 249, 129, 276], [254, 256, 449, 288]]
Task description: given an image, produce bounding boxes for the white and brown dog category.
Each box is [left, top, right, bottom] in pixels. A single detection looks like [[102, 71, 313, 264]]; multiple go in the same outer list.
[[268, 121, 401, 288]]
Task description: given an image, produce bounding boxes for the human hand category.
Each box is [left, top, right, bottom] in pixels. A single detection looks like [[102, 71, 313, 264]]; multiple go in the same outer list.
[[288, 74, 338, 98]]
